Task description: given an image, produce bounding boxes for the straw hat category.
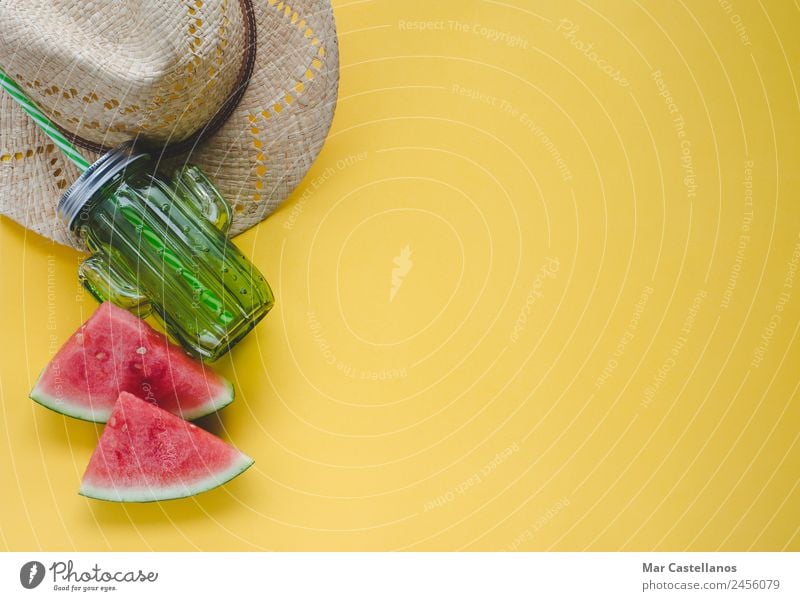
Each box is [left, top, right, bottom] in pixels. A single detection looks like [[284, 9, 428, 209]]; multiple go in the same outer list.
[[0, 0, 338, 249]]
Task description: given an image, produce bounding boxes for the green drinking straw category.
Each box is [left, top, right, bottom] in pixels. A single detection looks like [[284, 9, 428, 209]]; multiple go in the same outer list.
[[0, 68, 91, 172]]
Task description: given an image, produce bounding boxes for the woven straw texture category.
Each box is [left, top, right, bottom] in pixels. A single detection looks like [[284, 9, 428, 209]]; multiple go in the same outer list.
[[0, 0, 339, 248]]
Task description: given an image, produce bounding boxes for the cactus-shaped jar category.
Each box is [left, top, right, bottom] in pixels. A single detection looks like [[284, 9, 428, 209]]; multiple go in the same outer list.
[[58, 143, 274, 361]]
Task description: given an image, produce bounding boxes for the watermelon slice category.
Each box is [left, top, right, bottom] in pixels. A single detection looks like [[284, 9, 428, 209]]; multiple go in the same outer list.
[[30, 302, 234, 422], [80, 391, 254, 502]]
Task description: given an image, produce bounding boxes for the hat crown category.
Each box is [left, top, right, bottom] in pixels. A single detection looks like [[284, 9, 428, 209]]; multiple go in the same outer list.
[[0, 0, 339, 250], [0, 0, 247, 148]]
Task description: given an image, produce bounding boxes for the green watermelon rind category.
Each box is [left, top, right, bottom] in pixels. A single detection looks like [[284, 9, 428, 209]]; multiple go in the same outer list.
[[78, 452, 254, 503], [28, 378, 235, 424]]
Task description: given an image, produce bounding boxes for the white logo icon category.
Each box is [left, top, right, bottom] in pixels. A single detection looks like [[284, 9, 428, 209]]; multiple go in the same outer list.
[[390, 245, 413, 302]]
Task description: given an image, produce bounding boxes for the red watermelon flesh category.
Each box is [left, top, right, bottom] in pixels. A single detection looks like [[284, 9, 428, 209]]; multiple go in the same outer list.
[[80, 391, 253, 502], [30, 302, 233, 423]]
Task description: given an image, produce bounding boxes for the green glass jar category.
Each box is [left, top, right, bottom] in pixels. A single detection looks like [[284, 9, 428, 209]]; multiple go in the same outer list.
[[58, 143, 274, 361]]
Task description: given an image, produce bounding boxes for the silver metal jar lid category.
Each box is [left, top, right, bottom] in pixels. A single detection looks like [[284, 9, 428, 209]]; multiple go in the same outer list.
[[57, 142, 150, 231]]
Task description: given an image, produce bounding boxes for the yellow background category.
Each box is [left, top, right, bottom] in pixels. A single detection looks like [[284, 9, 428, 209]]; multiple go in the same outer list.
[[1, 0, 799, 551]]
